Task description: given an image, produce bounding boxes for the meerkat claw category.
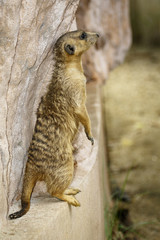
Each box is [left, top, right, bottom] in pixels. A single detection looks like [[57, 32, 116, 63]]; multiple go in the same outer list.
[[90, 137, 94, 145], [87, 134, 94, 145]]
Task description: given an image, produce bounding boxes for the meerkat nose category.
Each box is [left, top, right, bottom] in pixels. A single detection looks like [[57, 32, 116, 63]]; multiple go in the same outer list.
[[96, 33, 100, 38]]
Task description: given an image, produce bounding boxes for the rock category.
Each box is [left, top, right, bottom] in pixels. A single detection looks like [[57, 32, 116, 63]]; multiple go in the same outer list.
[[76, 0, 132, 83]]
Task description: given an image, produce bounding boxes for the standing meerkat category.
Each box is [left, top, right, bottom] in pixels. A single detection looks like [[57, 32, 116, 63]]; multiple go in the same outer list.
[[9, 30, 99, 219]]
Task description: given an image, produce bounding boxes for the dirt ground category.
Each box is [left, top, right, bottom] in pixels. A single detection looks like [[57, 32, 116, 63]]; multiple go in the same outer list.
[[103, 47, 160, 240]]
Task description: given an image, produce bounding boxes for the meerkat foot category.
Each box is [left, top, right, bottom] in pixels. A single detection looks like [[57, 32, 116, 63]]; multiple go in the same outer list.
[[55, 193, 81, 207], [64, 188, 81, 195]]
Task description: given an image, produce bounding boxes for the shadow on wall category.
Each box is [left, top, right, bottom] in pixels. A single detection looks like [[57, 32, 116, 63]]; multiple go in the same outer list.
[[130, 0, 160, 46]]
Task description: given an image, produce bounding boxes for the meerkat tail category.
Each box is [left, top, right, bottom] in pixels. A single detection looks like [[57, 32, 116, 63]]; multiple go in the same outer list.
[[9, 201, 30, 219], [9, 170, 37, 220]]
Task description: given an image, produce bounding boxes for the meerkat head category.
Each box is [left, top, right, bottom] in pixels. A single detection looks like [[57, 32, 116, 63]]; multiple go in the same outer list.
[[54, 30, 99, 60]]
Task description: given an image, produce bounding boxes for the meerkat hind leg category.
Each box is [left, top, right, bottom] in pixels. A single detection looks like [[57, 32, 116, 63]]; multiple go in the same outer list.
[[54, 193, 81, 207], [64, 188, 81, 195]]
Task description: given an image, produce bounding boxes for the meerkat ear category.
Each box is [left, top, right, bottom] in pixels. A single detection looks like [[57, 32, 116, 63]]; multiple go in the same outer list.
[[64, 44, 75, 55]]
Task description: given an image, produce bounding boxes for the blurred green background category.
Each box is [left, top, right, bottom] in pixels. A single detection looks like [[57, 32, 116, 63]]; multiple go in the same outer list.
[[130, 0, 160, 46]]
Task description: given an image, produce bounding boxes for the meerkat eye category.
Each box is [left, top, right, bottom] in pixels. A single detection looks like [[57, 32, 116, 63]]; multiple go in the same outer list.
[[80, 32, 87, 40]]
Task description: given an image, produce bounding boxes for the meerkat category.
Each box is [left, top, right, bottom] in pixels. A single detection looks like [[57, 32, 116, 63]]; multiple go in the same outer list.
[[9, 30, 99, 219]]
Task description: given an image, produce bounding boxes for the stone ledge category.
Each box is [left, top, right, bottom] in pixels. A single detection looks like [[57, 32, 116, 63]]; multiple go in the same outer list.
[[2, 83, 109, 240]]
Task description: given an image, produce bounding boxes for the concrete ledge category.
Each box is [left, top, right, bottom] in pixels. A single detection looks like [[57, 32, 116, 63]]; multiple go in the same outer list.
[[2, 83, 109, 240]]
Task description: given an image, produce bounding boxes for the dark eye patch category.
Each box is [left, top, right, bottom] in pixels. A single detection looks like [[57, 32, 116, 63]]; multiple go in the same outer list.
[[79, 32, 87, 40]]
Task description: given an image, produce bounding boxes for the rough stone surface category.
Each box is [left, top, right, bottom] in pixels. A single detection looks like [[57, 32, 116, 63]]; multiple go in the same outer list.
[[0, 0, 79, 226], [76, 0, 132, 83]]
